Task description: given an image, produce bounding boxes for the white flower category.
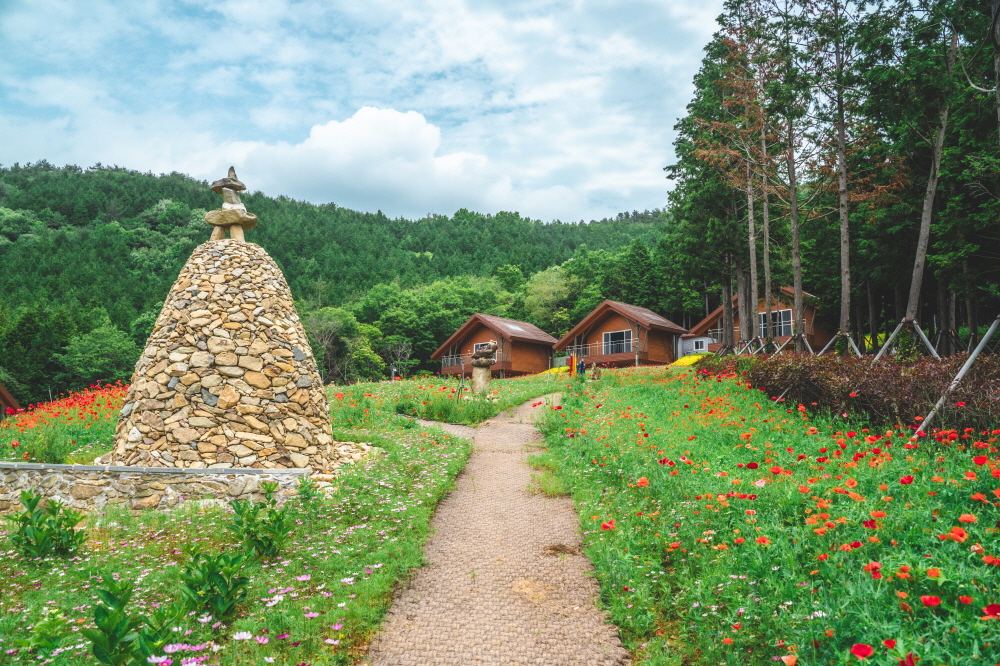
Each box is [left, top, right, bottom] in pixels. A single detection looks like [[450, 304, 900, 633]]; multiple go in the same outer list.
[[232, 633, 252, 640]]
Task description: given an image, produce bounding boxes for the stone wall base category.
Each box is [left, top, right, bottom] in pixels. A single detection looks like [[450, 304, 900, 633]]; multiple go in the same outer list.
[[0, 461, 360, 513]]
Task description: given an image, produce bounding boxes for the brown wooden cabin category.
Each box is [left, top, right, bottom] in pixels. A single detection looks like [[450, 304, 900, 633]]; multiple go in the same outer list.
[[0, 382, 21, 420], [685, 286, 833, 353], [553, 300, 687, 368], [431, 314, 558, 378]]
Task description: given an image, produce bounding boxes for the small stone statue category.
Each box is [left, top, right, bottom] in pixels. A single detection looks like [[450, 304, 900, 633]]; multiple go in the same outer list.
[[205, 166, 258, 241], [470, 340, 497, 395]]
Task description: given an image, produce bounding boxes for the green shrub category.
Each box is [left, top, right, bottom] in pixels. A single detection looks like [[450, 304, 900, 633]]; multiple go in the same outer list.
[[81, 577, 144, 666], [227, 482, 294, 558], [177, 546, 250, 621], [4, 489, 88, 559]]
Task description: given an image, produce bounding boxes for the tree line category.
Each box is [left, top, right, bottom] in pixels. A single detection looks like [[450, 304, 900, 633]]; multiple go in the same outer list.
[[666, 0, 999, 352], [0, 162, 668, 403], [3, 0, 1000, 402]]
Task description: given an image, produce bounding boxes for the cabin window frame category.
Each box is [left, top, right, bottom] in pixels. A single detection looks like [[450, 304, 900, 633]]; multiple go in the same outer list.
[[693, 339, 707, 352], [758, 309, 793, 337], [473, 342, 494, 353], [602, 329, 633, 355]]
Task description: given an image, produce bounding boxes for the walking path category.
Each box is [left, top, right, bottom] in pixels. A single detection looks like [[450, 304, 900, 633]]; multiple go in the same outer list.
[[367, 396, 630, 666]]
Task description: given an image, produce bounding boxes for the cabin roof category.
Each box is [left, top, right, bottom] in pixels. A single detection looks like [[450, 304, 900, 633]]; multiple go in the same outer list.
[[0, 382, 21, 413], [553, 300, 687, 351], [430, 314, 557, 359], [688, 286, 816, 336]]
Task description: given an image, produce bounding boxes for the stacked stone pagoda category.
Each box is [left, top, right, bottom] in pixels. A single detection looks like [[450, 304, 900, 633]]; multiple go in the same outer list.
[[110, 168, 347, 471]]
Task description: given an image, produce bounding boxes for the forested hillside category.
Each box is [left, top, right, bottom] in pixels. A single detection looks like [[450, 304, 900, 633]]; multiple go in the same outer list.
[[0, 162, 670, 403], [3, 0, 999, 406]]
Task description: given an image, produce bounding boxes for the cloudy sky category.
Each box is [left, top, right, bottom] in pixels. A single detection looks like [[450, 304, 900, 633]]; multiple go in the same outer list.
[[0, 0, 722, 222]]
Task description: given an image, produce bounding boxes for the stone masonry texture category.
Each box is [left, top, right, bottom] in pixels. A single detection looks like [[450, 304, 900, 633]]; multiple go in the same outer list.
[[0, 463, 310, 513], [111, 239, 353, 471], [366, 397, 630, 666]]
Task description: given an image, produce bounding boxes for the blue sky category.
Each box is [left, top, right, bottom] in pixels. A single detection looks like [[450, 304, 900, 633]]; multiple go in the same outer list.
[[0, 0, 723, 221]]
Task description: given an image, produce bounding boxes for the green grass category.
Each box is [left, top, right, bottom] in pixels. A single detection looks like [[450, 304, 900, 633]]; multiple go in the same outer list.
[[0, 374, 563, 665], [328, 374, 564, 426], [1, 400, 473, 665]]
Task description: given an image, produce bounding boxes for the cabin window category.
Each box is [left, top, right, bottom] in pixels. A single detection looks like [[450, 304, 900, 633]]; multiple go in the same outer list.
[[758, 309, 793, 337], [693, 339, 707, 352], [473, 342, 494, 353], [602, 329, 632, 354]]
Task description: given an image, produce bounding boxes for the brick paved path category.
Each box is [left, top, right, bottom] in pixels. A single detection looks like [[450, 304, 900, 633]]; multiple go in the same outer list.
[[366, 396, 630, 666]]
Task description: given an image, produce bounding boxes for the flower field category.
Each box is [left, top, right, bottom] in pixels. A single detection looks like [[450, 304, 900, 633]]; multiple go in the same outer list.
[[0, 375, 556, 666], [1, 383, 128, 464], [539, 367, 1000, 666]]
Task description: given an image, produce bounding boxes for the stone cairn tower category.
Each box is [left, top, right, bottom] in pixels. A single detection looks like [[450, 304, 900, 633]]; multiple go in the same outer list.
[[469, 340, 497, 395], [110, 168, 346, 471]]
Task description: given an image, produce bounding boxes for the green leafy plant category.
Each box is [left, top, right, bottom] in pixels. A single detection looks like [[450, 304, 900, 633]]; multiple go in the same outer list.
[[133, 606, 184, 662], [81, 576, 143, 666], [295, 474, 322, 514], [177, 546, 250, 621], [227, 486, 294, 558], [17, 607, 72, 656], [4, 488, 88, 559]]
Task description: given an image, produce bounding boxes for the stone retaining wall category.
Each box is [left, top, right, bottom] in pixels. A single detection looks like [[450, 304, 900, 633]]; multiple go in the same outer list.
[[0, 462, 322, 513]]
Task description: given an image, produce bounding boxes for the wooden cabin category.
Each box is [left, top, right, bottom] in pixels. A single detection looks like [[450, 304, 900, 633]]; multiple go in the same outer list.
[[431, 314, 558, 378], [0, 381, 21, 420], [684, 286, 833, 353], [553, 300, 687, 368]]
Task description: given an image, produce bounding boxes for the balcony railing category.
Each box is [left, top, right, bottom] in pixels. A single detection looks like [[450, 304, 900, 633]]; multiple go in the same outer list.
[[563, 340, 646, 358], [440, 351, 504, 368]]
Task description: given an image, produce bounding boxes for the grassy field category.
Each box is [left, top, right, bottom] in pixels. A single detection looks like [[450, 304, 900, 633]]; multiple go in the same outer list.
[[538, 366, 1000, 666], [0, 374, 558, 666]]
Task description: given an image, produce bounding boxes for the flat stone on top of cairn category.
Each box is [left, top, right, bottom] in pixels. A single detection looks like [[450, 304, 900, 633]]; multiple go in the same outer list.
[[110, 168, 347, 472]]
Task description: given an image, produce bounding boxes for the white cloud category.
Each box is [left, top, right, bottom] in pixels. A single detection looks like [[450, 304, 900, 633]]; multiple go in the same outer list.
[[0, 0, 724, 221]]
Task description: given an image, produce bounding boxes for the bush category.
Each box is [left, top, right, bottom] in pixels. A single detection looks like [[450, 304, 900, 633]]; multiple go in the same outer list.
[[227, 482, 294, 558], [701, 353, 1000, 430], [4, 489, 88, 559], [177, 546, 250, 621]]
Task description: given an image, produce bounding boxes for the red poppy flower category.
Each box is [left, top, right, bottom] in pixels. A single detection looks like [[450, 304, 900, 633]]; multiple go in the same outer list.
[[982, 603, 1000, 619], [956, 401, 966, 407], [636, 477, 649, 487], [817, 553, 829, 561], [926, 568, 940, 578], [746, 462, 759, 469], [919, 595, 941, 607], [958, 596, 973, 605], [883, 639, 896, 649], [899, 475, 915, 485], [973, 456, 988, 465], [850, 644, 874, 659], [897, 654, 920, 666], [755, 536, 771, 545], [958, 513, 977, 523], [863, 519, 877, 529], [601, 520, 615, 530]]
